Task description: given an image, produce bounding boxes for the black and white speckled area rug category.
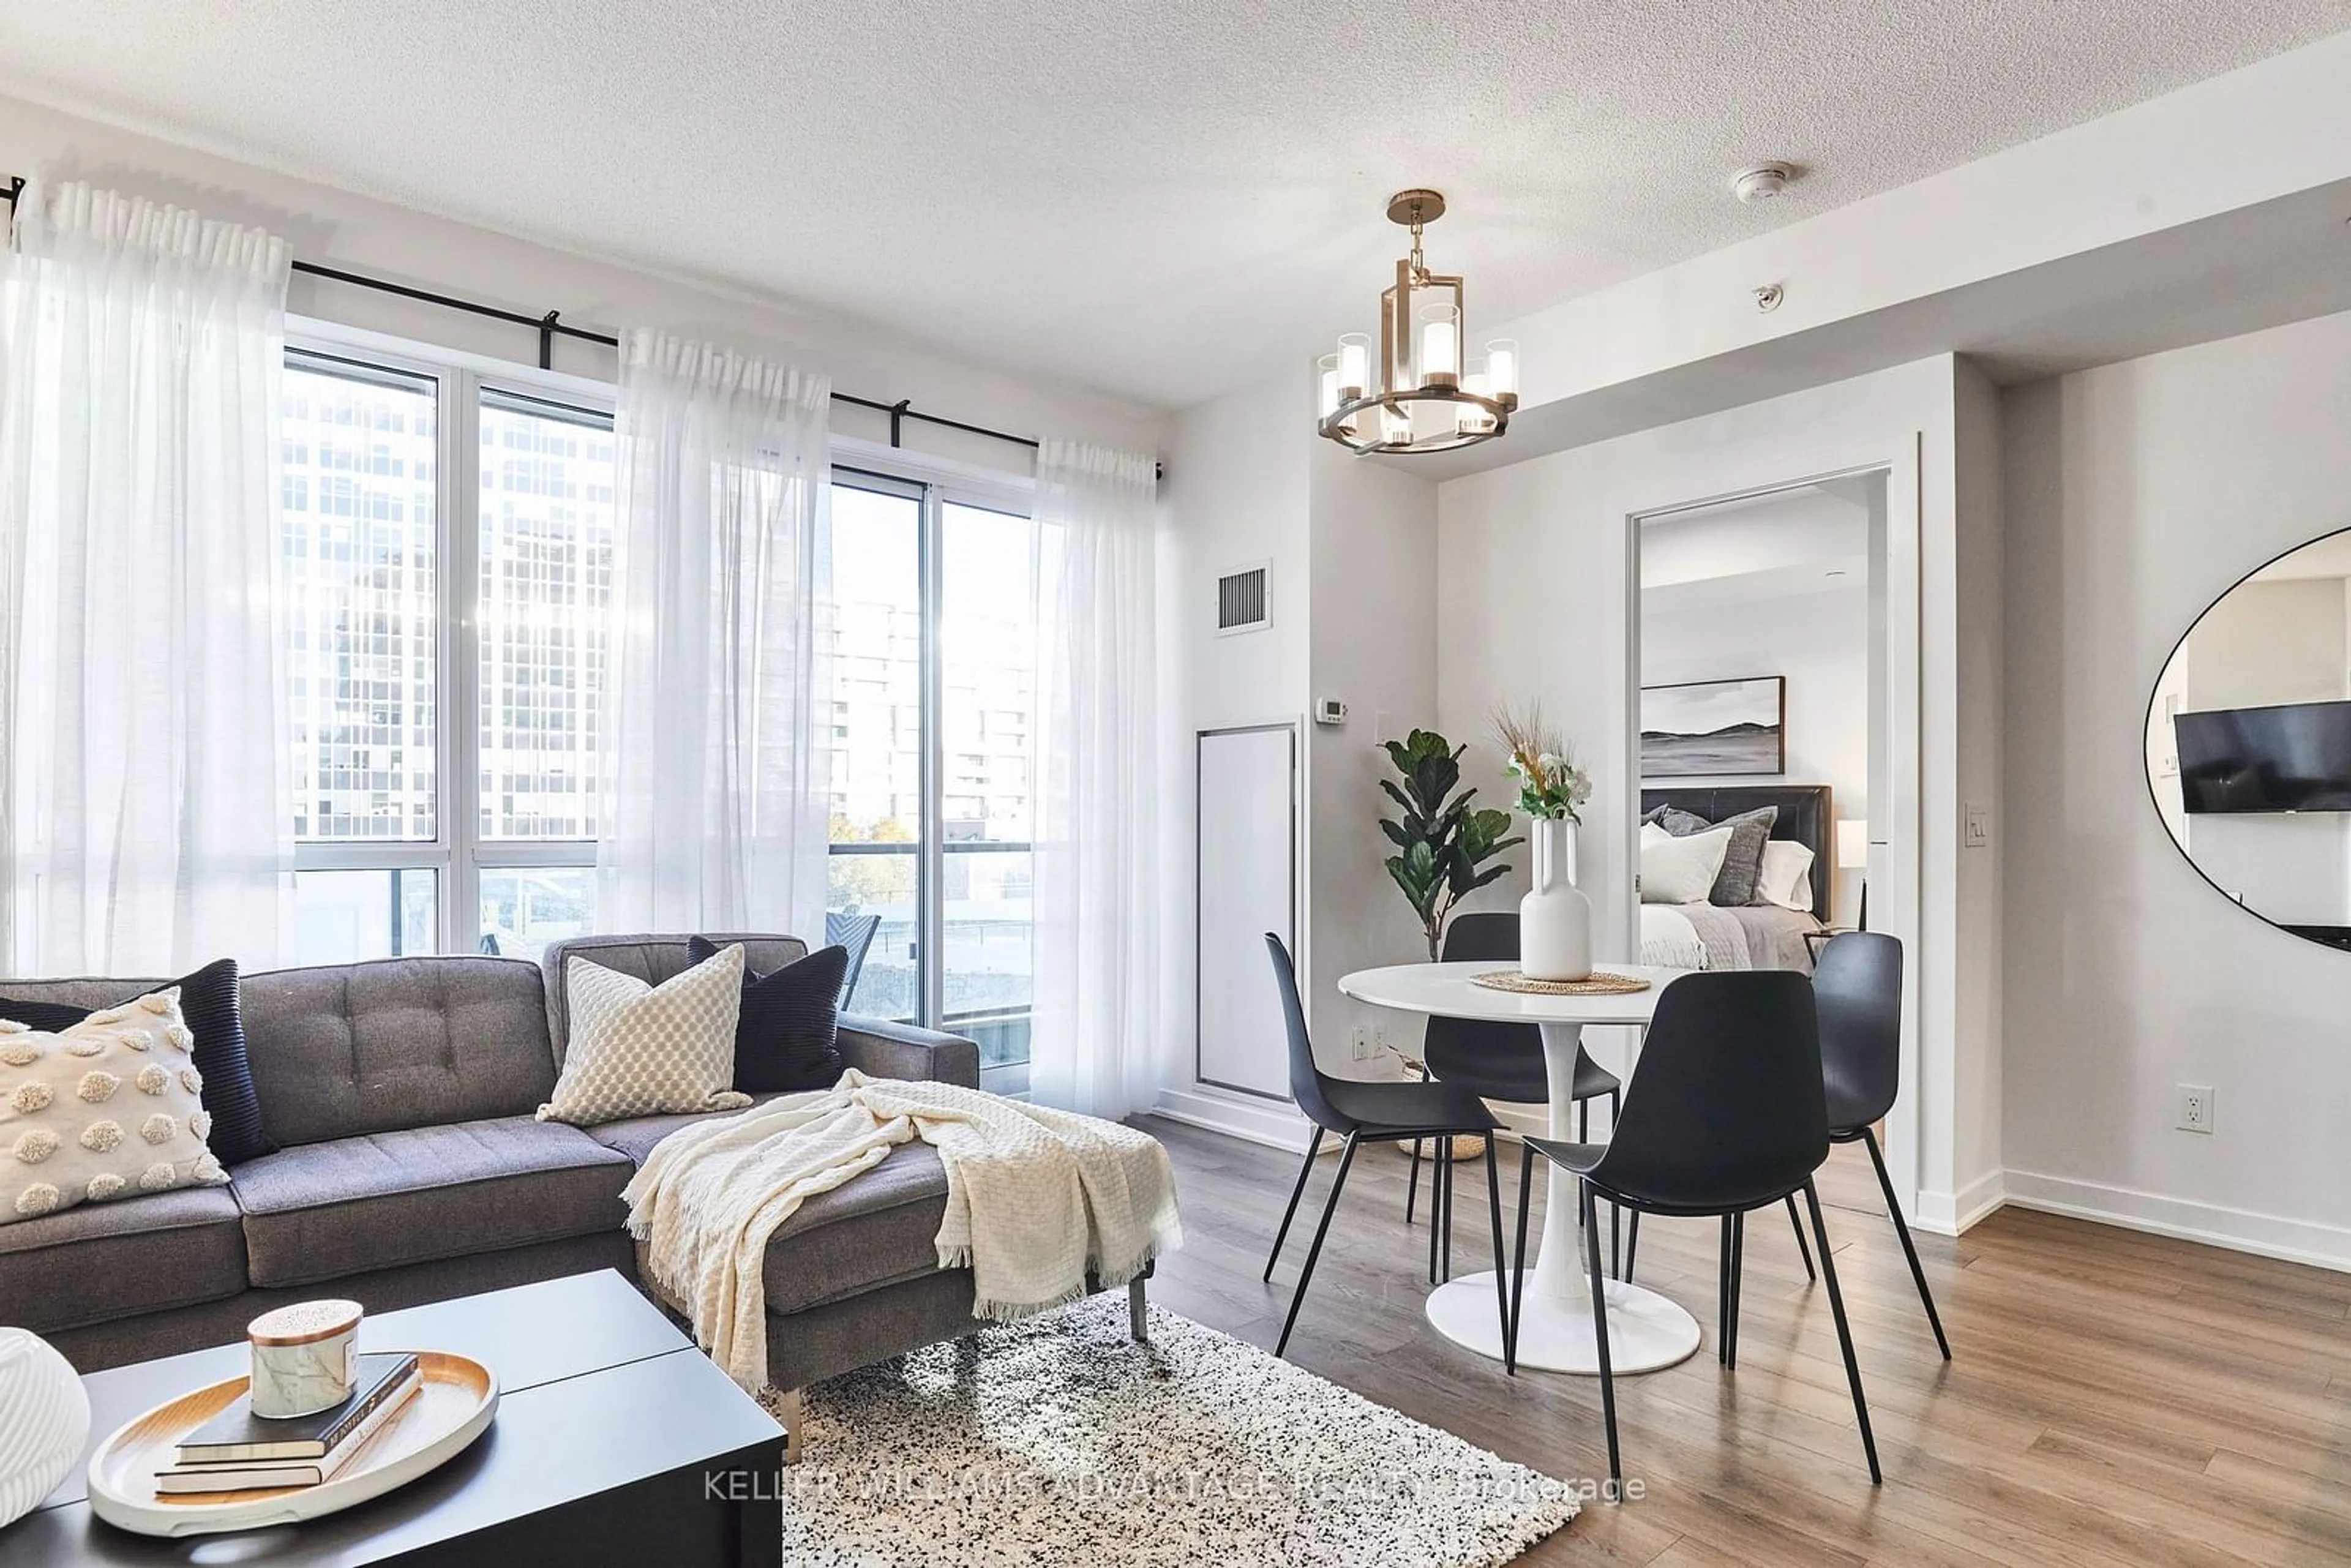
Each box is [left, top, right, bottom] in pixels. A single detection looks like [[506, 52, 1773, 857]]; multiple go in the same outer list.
[[763, 1292, 1579, 1567]]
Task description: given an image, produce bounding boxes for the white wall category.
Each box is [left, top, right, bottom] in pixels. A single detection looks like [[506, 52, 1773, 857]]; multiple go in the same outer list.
[[2002, 306, 2351, 1268], [1305, 440, 1438, 1071], [2183, 579, 2345, 708], [1153, 370, 1314, 1141], [0, 94, 1163, 467], [1436, 354, 2001, 1228]]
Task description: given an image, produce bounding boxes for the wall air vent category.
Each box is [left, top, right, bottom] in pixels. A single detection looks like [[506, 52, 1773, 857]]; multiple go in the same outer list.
[[1216, 562, 1270, 636]]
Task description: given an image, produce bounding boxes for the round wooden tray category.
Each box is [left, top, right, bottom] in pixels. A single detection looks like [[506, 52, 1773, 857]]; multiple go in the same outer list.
[[86, 1350, 497, 1539]]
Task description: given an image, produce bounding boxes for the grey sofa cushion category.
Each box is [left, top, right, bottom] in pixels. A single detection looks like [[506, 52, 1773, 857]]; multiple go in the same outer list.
[[759, 1141, 951, 1316], [231, 1116, 632, 1288], [0, 1185, 247, 1334], [239, 958, 556, 1145], [583, 1094, 784, 1166], [542, 933, 808, 1065]]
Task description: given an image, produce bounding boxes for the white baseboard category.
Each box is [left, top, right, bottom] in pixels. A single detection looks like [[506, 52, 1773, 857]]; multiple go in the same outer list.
[[2002, 1168, 2351, 1275], [1150, 1084, 1318, 1153], [1911, 1168, 2005, 1237]]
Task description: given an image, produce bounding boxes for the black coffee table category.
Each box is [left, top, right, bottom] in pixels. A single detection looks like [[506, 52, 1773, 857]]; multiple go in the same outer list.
[[0, 1270, 785, 1566]]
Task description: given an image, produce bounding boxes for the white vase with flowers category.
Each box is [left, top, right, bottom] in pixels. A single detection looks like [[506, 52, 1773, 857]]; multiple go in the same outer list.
[[1494, 705, 1595, 981]]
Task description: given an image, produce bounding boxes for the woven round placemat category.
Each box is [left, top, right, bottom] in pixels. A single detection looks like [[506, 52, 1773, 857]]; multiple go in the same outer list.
[[1469, 969, 1652, 997]]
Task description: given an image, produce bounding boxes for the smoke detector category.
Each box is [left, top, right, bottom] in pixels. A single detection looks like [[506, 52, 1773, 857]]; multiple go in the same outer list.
[[1732, 163, 1796, 204]]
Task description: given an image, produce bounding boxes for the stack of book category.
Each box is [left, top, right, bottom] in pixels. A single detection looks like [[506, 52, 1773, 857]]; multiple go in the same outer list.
[[157, 1352, 422, 1495]]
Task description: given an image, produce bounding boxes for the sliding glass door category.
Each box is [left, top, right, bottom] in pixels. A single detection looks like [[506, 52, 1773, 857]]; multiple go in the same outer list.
[[829, 473, 1038, 1090]]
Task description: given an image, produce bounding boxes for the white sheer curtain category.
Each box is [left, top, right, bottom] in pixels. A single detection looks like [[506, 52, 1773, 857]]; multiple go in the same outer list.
[[1029, 440, 1161, 1117], [0, 179, 293, 975], [597, 331, 832, 939]]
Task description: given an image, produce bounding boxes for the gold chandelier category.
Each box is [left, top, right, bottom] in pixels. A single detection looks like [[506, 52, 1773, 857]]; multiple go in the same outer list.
[[1316, 189, 1517, 455]]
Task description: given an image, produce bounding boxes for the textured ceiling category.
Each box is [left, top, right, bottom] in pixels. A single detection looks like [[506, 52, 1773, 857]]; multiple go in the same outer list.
[[2, 2, 2344, 409]]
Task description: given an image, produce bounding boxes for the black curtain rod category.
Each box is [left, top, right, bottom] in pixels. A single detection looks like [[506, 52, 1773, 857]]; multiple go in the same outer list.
[[3, 173, 1045, 457]]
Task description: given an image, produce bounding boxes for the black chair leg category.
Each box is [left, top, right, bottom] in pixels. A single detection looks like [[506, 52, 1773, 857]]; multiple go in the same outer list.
[[1277, 1133, 1360, 1358], [1483, 1139, 1510, 1353], [1623, 1210, 1640, 1283], [1717, 1217, 1733, 1364], [1264, 1127, 1325, 1283], [1802, 1177, 1883, 1484], [1607, 1089, 1622, 1274], [1583, 1180, 1622, 1484], [1727, 1212, 1744, 1370], [1575, 1099, 1589, 1236], [1429, 1142, 1448, 1288], [1508, 1139, 1535, 1375], [1406, 1137, 1423, 1225], [1787, 1194, 1817, 1282], [1428, 1141, 1444, 1285], [1862, 1127, 1952, 1360]]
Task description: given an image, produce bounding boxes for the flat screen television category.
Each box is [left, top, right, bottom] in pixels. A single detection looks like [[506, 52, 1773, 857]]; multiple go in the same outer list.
[[2174, 699, 2351, 813]]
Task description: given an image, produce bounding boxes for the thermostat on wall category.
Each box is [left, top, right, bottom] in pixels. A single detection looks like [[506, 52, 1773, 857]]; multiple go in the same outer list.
[[1315, 698, 1348, 726]]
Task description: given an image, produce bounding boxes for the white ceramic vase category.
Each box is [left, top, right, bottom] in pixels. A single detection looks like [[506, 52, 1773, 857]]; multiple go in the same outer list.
[[0, 1326, 89, 1530], [1519, 817, 1594, 981]]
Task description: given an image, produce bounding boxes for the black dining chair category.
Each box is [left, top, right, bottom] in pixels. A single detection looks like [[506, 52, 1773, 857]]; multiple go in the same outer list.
[[1408, 912, 1626, 1285], [1509, 970, 1880, 1486], [1815, 931, 1950, 1359], [1260, 934, 1512, 1359]]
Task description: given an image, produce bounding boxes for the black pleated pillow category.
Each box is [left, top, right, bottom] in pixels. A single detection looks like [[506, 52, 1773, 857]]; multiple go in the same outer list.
[[0, 958, 275, 1166], [685, 938, 850, 1093]]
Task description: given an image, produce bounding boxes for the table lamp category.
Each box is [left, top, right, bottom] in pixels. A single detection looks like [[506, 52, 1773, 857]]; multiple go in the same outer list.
[[1837, 819, 1869, 930]]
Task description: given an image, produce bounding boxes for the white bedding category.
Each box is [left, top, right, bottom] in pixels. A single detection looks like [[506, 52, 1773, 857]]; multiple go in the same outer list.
[[1639, 901, 1821, 972], [1639, 903, 1708, 970]]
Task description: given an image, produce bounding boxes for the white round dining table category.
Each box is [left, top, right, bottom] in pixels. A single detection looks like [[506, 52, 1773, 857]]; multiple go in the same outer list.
[[1335, 961, 1702, 1375]]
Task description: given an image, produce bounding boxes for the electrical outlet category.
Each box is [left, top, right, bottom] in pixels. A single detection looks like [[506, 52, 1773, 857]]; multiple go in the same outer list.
[[2176, 1083, 2215, 1134], [1349, 1025, 1373, 1063], [1964, 803, 1991, 849]]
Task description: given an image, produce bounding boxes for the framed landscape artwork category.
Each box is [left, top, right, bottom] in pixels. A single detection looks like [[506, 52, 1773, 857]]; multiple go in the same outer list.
[[1640, 676, 1786, 778]]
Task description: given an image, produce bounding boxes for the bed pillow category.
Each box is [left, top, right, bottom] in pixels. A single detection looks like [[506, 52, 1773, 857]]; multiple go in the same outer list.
[[1654, 804, 1778, 906], [686, 936, 849, 1093], [0, 959, 272, 1166], [536, 947, 751, 1126], [0, 991, 230, 1228], [1640, 822, 1734, 904], [1757, 839, 1818, 913]]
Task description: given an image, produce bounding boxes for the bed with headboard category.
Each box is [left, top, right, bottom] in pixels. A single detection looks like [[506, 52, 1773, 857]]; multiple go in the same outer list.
[[1638, 783, 1832, 972]]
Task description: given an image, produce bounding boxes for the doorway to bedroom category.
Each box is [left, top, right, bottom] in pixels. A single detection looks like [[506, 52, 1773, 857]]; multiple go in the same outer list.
[[1632, 473, 1891, 975]]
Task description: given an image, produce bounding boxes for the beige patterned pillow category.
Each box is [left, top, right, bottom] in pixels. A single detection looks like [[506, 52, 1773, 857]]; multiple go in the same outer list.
[[0, 988, 229, 1228], [536, 948, 752, 1127]]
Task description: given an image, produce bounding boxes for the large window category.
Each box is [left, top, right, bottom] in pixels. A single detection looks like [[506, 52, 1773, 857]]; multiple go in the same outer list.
[[279, 341, 1044, 1086], [828, 475, 1040, 1084], [283, 346, 614, 963]]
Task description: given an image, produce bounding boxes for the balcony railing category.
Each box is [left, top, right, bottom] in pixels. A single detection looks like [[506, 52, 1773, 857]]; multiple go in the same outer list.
[[827, 839, 1032, 1068]]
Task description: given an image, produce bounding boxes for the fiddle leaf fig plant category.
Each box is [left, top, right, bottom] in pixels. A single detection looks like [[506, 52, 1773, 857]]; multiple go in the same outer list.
[[1378, 728, 1524, 961]]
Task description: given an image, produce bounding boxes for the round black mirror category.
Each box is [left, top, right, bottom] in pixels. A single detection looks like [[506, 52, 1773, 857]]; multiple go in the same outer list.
[[2147, 527, 2351, 952]]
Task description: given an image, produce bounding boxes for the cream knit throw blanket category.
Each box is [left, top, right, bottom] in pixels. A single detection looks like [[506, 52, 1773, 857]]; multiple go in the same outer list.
[[622, 1069, 1183, 1390]]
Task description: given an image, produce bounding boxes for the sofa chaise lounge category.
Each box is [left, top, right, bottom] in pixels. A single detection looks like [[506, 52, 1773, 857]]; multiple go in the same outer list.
[[0, 932, 1142, 1443]]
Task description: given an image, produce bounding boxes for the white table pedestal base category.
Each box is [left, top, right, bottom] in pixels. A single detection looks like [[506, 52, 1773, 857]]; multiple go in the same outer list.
[[1419, 1019, 1703, 1375], [1424, 1270, 1703, 1373]]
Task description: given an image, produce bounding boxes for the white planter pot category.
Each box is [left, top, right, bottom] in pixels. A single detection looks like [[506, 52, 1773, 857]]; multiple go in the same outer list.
[[1519, 818, 1594, 981], [0, 1326, 89, 1529]]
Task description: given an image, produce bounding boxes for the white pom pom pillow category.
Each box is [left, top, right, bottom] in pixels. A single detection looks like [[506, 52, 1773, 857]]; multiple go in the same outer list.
[[0, 989, 230, 1228]]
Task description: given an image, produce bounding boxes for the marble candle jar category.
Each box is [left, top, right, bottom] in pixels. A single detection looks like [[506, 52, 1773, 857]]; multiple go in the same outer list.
[[247, 1300, 362, 1419]]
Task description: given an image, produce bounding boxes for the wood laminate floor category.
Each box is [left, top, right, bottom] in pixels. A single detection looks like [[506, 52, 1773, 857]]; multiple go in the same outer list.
[[1138, 1116, 2351, 1567]]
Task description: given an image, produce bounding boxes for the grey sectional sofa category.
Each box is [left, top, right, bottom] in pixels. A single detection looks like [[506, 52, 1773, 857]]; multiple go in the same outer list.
[[0, 933, 1131, 1428]]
